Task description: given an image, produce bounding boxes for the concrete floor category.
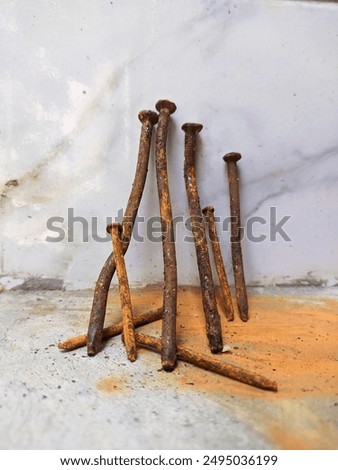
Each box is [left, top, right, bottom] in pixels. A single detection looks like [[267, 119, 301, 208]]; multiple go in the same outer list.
[[0, 287, 337, 449]]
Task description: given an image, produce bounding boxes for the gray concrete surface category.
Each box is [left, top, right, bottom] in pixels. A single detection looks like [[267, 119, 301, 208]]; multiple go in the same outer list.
[[0, 288, 336, 449]]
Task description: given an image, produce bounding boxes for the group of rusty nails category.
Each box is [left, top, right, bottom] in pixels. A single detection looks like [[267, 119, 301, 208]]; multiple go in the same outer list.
[[58, 99, 277, 393]]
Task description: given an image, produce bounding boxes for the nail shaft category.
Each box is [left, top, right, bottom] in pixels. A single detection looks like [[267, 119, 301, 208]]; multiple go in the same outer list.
[[154, 99, 178, 371], [223, 153, 248, 322], [58, 307, 162, 351], [86, 111, 158, 356], [182, 123, 223, 353], [202, 206, 234, 321], [110, 223, 137, 362], [135, 332, 277, 392]]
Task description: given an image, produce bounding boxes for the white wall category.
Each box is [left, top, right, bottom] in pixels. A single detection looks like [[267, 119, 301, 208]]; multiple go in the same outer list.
[[1, 0, 337, 289]]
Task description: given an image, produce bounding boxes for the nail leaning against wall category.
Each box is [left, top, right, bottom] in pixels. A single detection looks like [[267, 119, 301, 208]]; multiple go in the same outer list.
[[109, 222, 137, 362], [202, 205, 235, 322], [223, 152, 248, 322], [86, 110, 158, 356], [154, 99, 178, 371], [182, 123, 223, 354]]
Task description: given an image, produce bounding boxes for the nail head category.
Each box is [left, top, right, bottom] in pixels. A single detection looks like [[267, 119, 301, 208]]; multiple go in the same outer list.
[[181, 122, 203, 134], [138, 110, 158, 125], [106, 223, 122, 235], [223, 152, 242, 163], [155, 99, 177, 114], [202, 205, 215, 215]]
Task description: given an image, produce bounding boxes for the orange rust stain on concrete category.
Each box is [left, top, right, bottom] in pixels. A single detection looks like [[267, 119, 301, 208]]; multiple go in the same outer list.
[[102, 286, 337, 400], [168, 289, 338, 399], [245, 397, 338, 450], [97, 286, 338, 449], [268, 417, 337, 450], [96, 375, 128, 394]]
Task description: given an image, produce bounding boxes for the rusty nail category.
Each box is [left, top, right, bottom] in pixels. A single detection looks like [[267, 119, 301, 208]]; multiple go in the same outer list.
[[182, 123, 223, 354], [155, 99, 177, 115], [202, 205, 235, 322], [154, 99, 178, 371], [86, 110, 158, 356], [135, 332, 278, 392], [58, 307, 162, 352], [223, 152, 248, 322], [109, 223, 137, 362]]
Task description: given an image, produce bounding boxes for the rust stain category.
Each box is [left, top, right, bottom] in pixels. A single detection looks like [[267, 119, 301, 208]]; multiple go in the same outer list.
[[174, 292, 338, 399], [252, 399, 338, 450], [92, 286, 338, 448], [268, 418, 337, 450], [96, 376, 128, 395], [97, 286, 338, 399], [163, 288, 338, 449]]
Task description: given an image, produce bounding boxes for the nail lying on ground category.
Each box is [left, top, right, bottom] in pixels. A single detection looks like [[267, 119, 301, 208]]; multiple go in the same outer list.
[[58, 307, 162, 351], [182, 123, 223, 354], [135, 332, 278, 392], [223, 152, 249, 322], [154, 99, 178, 371], [202, 205, 235, 322], [86, 110, 158, 357], [109, 223, 137, 362]]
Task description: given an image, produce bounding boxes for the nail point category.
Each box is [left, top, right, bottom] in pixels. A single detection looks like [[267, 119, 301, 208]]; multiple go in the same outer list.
[[210, 344, 223, 354], [155, 99, 177, 114], [87, 346, 97, 357], [162, 359, 176, 372]]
